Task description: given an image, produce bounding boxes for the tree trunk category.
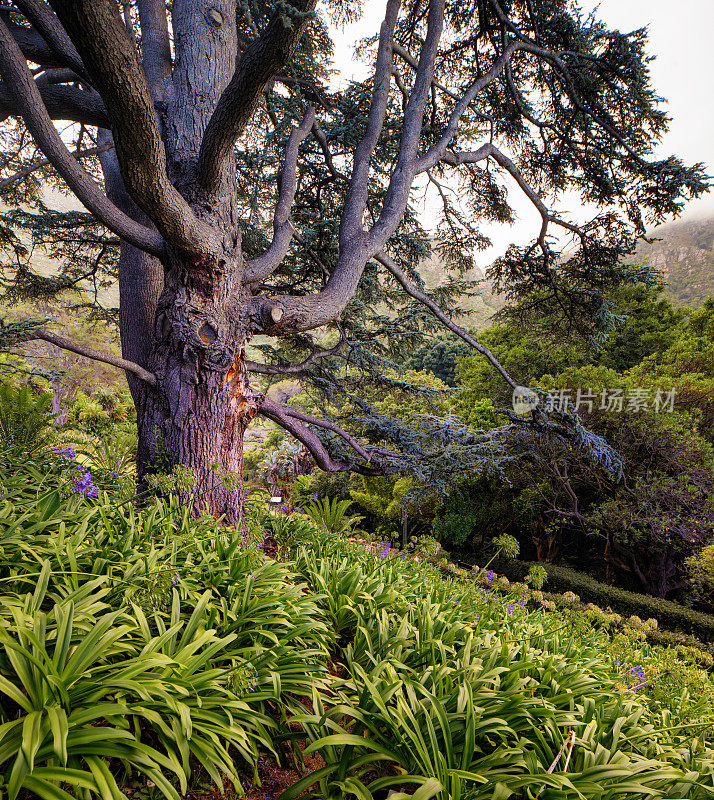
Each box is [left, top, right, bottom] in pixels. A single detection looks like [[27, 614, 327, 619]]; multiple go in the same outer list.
[[135, 228, 263, 526]]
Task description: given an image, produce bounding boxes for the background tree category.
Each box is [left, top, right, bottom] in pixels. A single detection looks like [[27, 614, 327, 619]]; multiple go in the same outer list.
[[0, 0, 707, 523]]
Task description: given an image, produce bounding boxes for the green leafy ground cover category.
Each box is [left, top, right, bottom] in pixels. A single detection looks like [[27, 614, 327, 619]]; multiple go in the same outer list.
[[2, 440, 714, 800]]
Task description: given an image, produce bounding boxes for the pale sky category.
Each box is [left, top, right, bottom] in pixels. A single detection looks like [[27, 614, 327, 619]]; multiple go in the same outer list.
[[326, 0, 714, 267]]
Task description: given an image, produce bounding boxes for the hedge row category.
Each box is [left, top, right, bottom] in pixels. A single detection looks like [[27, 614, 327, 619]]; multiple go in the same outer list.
[[498, 559, 714, 643]]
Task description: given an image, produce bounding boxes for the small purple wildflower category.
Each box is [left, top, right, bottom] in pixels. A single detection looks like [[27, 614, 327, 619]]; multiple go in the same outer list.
[[58, 446, 76, 461], [70, 470, 99, 498], [484, 570, 495, 583], [621, 665, 647, 692], [506, 603, 514, 614], [377, 542, 392, 559]]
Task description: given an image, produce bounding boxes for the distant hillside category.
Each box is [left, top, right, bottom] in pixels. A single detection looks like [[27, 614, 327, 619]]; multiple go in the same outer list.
[[417, 254, 504, 330], [635, 217, 714, 308]]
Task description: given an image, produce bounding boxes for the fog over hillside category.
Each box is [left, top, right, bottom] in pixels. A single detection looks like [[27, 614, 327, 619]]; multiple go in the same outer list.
[[635, 216, 714, 309]]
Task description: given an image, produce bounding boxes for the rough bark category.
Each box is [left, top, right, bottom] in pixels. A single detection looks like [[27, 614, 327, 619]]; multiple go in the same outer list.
[[98, 132, 164, 403], [138, 229, 259, 525]]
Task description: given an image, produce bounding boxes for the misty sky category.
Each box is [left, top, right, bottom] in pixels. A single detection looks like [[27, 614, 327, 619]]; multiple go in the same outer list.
[[328, 0, 714, 265]]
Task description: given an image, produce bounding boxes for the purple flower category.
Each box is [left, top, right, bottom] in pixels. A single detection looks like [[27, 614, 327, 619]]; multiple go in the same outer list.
[[58, 446, 76, 461], [506, 603, 514, 614], [484, 570, 495, 583], [70, 470, 99, 498], [377, 542, 392, 559]]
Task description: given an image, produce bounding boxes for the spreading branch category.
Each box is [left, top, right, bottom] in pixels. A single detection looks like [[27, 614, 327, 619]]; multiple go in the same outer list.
[[243, 107, 315, 283], [368, 0, 446, 251], [0, 16, 164, 256], [48, 0, 217, 257], [20, 329, 157, 386], [245, 335, 343, 376], [197, 0, 317, 195], [0, 82, 109, 127], [375, 251, 518, 389], [137, 0, 171, 101], [259, 397, 393, 474], [12, 0, 89, 80], [339, 0, 401, 244]]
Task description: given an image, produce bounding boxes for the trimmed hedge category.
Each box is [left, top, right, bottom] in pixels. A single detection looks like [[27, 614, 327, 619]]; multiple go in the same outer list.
[[498, 559, 714, 643]]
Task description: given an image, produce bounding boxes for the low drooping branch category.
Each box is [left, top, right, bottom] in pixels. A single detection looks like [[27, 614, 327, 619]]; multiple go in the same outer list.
[[48, 0, 217, 257], [375, 252, 518, 390], [21, 329, 157, 386], [0, 18, 164, 256], [243, 107, 315, 283], [259, 397, 393, 475], [197, 0, 317, 195], [258, 397, 354, 473], [0, 141, 113, 191]]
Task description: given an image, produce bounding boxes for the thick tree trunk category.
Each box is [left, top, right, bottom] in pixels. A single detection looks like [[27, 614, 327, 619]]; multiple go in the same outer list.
[[135, 203, 263, 526], [137, 341, 262, 526], [104, 5, 262, 525]]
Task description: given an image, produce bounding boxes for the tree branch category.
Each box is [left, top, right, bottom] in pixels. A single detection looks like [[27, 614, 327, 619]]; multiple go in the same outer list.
[[12, 0, 89, 80], [243, 106, 315, 283], [339, 0, 400, 244], [368, 0, 446, 251], [3, 17, 63, 67], [259, 397, 392, 474], [48, 0, 217, 257], [415, 39, 522, 173], [245, 333, 344, 376], [259, 396, 354, 473], [249, 0, 402, 334], [0, 17, 165, 256], [0, 81, 109, 127], [20, 328, 157, 385], [0, 141, 113, 191], [374, 251, 518, 389], [197, 0, 317, 195], [137, 0, 171, 101]]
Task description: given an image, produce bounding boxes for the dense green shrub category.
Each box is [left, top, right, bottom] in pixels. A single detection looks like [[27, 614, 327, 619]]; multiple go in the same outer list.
[[501, 560, 714, 641]]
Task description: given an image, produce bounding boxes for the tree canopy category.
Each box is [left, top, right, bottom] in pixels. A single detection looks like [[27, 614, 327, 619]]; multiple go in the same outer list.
[[0, 0, 708, 519]]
